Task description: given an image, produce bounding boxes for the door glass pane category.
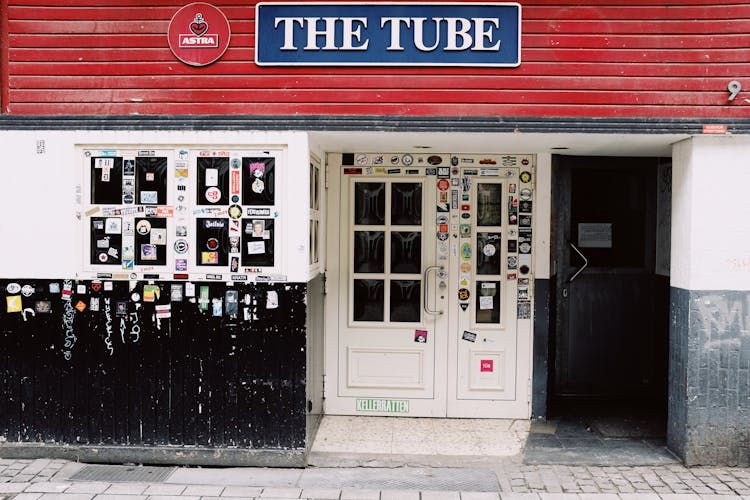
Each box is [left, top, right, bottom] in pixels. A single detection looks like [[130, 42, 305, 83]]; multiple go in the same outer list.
[[353, 279, 384, 321], [476, 232, 502, 275], [391, 183, 422, 225], [354, 182, 385, 225], [390, 280, 421, 322], [477, 183, 503, 226], [476, 281, 501, 323], [354, 231, 384, 273], [391, 231, 421, 273]]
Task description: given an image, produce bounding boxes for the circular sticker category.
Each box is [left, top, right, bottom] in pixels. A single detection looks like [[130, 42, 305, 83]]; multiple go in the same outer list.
[[520, 188, 532, 200], [460, 262, 471, 273], [131, 292, 140, 302], [167, 2, 232, 67], [355, 154, 368, 165], [6, 283, 21, 294], [21, 285, 34, 297], [205, 186, 222, 203], [228, 204, 242, 219], [98, 252, 109, 263], [231, 195, 240, 203], [136, 220, 151, 235], [437, 233, 449, 241], [458, 288, 470, 301], [437, 179, 450, 191], [520, 265, 530, 275], [402, 154, 413, 166], [520, 171, 532, 183], [252, 178, 265, 194], [519, 242, 532, 254], [483, 244, 496, 257], [174, 239, 189, 254], [206, 237, 219, 250], [123, 194, 134, 204]]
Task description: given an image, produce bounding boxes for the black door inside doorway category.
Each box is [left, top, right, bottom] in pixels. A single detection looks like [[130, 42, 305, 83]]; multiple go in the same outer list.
[[551, 156, 670, 418]]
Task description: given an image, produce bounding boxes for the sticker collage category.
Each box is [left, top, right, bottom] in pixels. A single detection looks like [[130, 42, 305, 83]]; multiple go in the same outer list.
[[83, 148, 282, 282]]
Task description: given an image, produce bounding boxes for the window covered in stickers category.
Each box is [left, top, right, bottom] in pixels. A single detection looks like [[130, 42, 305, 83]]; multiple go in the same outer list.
[[192, 150, 280, 274], [84, 150, 172, 273], [475, 182, 503, 325]]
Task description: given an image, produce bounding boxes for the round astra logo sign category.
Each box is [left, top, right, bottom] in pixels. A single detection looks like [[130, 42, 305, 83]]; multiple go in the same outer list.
[[168, 3, 231, 67]]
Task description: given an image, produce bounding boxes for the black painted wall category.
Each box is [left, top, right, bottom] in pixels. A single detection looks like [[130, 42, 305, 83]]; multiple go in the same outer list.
[[668, 287, 750, 466], [0, 279, 307, 465]]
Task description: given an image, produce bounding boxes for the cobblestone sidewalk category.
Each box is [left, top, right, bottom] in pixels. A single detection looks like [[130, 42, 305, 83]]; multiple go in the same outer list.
[[0, 459, 749, 500]]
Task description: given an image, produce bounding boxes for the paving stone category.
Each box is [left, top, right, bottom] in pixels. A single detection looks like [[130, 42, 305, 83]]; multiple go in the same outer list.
[[421, 492, 462, 500], [379, 491, 419, 500], [340, 488, 380, 500], [34, 495, 93, 500], [23, 482, 71, 493], [10, 494, 42, 500], [221, 486, 264, 497], [142, 484, 187, 496], [103, 483, 149, 495], [261, 487, 303, 498], [579, 495, 619, 500], [143, 496, 201, 500], [183, 486, 226, 497], [500, 495, 541, 500], [618, 494, 662, 500], [460, 492, 500, 500], [658, 495, 702, 500], [65, 483, 111, 494], [94, 495, 148, 500], [0, 482, 29, 493], [301, 488, 342, 499]]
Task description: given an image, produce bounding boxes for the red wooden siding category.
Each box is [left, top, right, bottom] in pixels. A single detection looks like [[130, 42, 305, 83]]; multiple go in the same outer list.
[[3, 0, 750, 118]]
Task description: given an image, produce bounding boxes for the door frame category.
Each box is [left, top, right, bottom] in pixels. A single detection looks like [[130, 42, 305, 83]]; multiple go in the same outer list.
[[549, 155, 670, 414], [324, 152, 534, 419]]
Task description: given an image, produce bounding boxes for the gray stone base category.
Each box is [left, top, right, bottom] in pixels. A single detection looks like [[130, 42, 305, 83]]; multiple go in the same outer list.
[[0, 443, 306, 467], [668, 287, 750, 466]]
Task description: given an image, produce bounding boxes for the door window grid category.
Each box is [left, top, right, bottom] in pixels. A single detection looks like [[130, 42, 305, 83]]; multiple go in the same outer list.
[[350, 179, 424, 326], [473, 180, 504, 327]]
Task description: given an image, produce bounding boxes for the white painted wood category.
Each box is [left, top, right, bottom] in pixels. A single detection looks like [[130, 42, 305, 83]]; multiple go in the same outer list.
[[325, 153, 534, 419]]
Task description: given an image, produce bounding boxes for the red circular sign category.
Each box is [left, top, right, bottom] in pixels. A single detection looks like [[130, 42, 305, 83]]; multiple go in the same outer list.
[[437, 179, 450, 191], [168, 3, 231, 67]]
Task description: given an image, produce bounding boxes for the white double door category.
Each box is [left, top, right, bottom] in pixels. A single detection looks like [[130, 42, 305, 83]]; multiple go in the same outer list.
[[325, 153, 531, 418]]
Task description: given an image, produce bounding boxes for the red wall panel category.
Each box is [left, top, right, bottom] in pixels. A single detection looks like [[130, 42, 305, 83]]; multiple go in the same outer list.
[[3, 0, 750, 118]]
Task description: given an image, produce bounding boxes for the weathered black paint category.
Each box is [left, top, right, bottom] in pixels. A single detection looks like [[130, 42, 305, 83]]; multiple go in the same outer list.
[[668, 287, 750, 467], [0, 279, 307, 466]]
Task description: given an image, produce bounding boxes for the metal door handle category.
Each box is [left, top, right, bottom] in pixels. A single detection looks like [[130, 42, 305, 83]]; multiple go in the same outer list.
[[423, 265, 444, 315], [568, 242, 588, 282]]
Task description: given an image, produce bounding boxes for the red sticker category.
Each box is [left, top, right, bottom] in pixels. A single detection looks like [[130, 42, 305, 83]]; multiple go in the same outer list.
[[168, 3, 231, 67], [480, 359, 494, 373], [437, 179, 450, 191], [231, 170, 241, 195]]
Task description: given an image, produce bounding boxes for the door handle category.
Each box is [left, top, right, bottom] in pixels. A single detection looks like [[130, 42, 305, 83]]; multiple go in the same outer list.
[[423, 265, 444, 315], [568, 242, 588, 282]]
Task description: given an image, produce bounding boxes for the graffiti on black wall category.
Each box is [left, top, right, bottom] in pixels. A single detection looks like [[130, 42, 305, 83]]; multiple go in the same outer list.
[[1, 279, 307, 450]]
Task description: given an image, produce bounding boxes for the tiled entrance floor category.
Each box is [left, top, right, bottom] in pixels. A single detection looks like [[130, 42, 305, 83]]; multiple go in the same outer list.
[[310, 416, 530, 457]]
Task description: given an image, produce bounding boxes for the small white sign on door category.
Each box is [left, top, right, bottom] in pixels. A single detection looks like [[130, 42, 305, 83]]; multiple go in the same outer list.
[[578, 223, 612, 248]]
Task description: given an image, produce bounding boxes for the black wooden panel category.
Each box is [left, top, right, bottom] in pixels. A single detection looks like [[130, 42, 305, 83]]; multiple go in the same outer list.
[[0, 279, 307, 451]]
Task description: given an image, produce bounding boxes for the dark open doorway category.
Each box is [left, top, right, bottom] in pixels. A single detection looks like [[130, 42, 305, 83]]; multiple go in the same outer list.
[[528, 156, 673, 465]]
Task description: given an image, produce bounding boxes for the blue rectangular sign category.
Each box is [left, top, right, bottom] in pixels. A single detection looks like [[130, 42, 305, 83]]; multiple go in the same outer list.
[[255, 2, 521, 67]]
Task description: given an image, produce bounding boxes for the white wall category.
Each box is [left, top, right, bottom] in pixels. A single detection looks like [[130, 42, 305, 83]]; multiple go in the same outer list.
[[0, 130, 311, 282], [671, 135, 750, 291]]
